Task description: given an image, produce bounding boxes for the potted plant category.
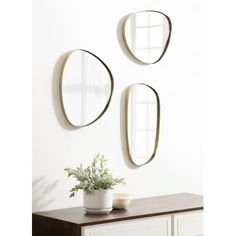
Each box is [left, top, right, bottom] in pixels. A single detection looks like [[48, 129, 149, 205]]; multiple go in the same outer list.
[[65, 154, 125, 214]]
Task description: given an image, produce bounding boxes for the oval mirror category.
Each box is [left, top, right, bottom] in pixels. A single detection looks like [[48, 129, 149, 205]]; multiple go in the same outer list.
[[60, 49, 113, 127], [122, 10, 172, 64], [125, 84, 160, 166]]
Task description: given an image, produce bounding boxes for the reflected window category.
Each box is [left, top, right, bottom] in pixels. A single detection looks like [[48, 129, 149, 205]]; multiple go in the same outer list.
[[61, 50, 113, 127], [126, 84, 160, 166], [123, 11, 171, 64]]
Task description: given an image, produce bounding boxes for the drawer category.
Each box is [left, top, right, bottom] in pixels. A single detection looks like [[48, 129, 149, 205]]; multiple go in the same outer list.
[[174, 211, 203, 236], [82, 215, 171, 236]]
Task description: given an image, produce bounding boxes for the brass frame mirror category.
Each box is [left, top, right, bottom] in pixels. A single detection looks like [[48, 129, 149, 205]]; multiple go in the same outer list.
[[125, 83, 160, 166], [60, 49, 114, 128], [122, 10, 172, 65]]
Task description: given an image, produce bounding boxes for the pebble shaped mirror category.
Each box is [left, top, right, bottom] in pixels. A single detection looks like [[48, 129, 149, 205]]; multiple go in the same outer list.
[[122, 10, 172, 64], [60, 49, 114, 127], [125, 84, 160, 166]]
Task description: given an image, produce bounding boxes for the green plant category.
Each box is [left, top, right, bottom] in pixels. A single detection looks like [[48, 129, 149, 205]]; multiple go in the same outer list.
[[64, 154, 125, 197]]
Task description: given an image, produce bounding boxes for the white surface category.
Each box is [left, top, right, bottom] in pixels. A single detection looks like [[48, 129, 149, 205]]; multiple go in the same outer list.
[[83, 189, 113, 210], [82, 211, 203, 236], [82, 215, 171, 236], [32, 0, 202, 211], [174, 211, 203, 236]]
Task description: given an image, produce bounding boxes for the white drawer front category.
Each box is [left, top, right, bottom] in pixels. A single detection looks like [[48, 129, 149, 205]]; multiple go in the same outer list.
[[174, 211, 203, 236], [82, 215, 171, 236]]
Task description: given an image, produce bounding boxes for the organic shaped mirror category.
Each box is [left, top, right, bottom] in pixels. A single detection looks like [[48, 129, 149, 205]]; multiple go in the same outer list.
[[122, 10, 172, 64], [60, 49, 113, 127], [125, 84, 160, 166]]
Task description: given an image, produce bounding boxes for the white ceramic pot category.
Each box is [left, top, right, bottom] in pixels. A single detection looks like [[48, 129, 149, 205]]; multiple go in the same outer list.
[[113, 193, 131, 209], [83, 189, 113, 214]]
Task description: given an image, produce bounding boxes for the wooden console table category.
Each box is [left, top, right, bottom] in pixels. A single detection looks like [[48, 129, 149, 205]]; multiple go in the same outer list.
[[33, 193, 203, 236]]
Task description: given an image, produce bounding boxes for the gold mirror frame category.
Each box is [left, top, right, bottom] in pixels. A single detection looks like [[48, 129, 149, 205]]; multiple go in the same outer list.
[[60, 49, 114, 128], [122, 10, 172, 65], [125, 83, 160, 166]]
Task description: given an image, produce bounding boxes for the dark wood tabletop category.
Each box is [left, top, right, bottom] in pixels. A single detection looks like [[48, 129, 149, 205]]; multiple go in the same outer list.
[[33, 192, 203, 227]]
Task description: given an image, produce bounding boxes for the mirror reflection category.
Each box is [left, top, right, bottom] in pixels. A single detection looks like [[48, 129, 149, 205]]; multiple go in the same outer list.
[[126, 84, 160, 166], [61, 49, 113, 127], [123, 10, 171, 64]]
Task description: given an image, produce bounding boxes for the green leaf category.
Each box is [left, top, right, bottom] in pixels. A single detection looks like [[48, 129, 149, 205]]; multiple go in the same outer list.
[[64, 153, 125, 198]]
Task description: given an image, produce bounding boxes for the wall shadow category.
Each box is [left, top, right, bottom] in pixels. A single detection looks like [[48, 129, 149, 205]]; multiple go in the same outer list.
[[120, 88, 139, 169], [32, 176, 59, 212], [116, 15, 145, 66], [51, 51, 79, 130]]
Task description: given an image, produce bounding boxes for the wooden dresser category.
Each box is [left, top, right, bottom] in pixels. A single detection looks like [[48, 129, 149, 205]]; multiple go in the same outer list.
[[33, 193, 203, 236]]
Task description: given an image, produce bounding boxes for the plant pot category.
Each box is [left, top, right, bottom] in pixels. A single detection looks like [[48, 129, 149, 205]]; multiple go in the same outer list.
[[83, 189, 113, 214]]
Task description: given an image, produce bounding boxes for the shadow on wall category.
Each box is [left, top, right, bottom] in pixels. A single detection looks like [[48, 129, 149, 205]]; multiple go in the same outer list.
[[120, 88, 138, 169], [32, 176, 59, 212], [51, 51, 79, 131]]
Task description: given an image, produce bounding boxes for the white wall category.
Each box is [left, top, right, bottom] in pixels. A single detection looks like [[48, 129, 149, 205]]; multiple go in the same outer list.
[[33, 0, 202, 212]]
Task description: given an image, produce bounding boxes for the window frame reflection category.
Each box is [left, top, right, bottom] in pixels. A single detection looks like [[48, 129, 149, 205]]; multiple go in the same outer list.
[[60, 49, 114, 128], [125, 83, 160, 166], [122, 10, 172, 65]]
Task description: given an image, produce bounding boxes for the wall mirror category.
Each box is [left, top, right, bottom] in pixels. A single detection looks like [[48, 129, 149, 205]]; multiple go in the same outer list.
[[60, 49, 114, 127], [125, 84, 160, 166], [122, 10, 172, 64]]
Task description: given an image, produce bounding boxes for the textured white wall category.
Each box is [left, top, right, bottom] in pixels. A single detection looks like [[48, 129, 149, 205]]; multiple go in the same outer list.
[[32, 0, 202, 212]]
